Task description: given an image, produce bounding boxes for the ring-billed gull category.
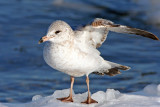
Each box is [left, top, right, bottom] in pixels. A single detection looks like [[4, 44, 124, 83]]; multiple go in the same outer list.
[[39, 18, 159, 104]]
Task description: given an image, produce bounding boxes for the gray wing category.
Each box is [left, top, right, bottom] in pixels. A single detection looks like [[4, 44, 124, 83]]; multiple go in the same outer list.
[[79, 18, 159, 48]]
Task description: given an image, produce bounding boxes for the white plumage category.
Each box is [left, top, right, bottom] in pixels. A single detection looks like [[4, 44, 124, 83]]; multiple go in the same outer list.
[[39, 18, 159, 104]]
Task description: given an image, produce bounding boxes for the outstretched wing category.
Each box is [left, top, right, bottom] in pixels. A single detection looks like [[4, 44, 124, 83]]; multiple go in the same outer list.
[[78, 18, 159, 48]]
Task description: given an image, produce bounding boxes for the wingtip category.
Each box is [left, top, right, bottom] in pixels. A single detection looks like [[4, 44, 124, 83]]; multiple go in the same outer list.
[[153, 35, 159, 41], [119, 65, 131, 71]]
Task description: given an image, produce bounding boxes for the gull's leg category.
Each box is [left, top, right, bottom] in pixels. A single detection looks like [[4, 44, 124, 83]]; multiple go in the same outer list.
[[81, 76, 98, 104], [57, 76, 74, 102]]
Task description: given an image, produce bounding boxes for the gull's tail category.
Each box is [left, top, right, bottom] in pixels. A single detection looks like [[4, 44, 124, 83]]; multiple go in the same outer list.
[[92, 60, 130, 76]]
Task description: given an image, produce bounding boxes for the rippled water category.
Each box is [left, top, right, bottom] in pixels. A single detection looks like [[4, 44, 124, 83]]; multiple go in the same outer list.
[[0, 0, 160, 103]]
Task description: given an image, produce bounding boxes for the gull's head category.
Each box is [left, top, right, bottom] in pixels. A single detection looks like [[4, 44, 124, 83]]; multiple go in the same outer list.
[[39, 20, 73, 44]]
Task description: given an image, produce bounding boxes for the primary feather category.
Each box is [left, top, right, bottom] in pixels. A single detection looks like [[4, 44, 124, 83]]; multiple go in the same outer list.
[[78, 18, 159, 49]]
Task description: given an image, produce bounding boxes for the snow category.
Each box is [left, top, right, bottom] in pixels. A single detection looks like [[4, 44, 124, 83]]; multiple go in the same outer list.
[[1, 84, 160, 107]]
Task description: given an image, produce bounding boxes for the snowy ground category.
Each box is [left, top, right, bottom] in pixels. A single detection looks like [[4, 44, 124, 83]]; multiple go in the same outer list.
[[0, 84, 160, 107]]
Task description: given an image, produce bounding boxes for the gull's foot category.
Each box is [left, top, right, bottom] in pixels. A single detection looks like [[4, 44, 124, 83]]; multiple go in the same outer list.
[[57, 96, 73, 102], [81, 97, 98, 104]]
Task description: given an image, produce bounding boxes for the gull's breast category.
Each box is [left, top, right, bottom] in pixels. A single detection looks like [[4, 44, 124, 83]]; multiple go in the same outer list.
[[43, 42, 101, 77]]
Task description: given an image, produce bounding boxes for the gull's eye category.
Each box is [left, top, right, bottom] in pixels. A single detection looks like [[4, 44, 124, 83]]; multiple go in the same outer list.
[[55, 30, 61, 34]]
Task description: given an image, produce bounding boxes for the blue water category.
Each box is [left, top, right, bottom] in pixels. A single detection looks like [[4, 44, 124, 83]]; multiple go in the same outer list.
[[0, 0, 159, 103]]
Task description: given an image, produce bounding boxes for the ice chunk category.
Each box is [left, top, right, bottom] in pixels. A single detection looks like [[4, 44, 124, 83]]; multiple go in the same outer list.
[[52, 88, 75, 98], [32, 95, 43, 101], [106, 89, 121, 101], [73, 91, 88, 103], [0, 84, 160, 107], [143, 84, 158, 95], [92, 91, 106, 103], [157, 84, 160, 96]]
